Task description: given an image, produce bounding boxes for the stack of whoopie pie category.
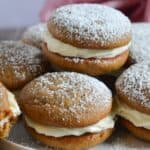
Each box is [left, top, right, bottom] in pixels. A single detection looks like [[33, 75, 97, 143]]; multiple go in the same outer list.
[[19, 4, 132, 149]]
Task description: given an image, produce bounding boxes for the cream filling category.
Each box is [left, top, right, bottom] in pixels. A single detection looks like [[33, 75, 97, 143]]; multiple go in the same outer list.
[[42, 30, 131, 58], [7, 91, 21, 117], [25, 115, 115, 137], [116, 98, 150, 130], [0, 91, 21, 127]]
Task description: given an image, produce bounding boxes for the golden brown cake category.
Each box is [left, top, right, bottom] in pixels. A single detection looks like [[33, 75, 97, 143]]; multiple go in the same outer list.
[[42, 4, 131, 75], [0, 41, 48, 90], [128, 23, 150, 65], [20, 72, 115, 149], [115, 62, 150, 141], [22, 23, 46, 49]]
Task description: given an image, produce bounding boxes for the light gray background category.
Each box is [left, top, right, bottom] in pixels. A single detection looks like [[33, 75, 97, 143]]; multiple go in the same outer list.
[[0, 0, 45, 28]]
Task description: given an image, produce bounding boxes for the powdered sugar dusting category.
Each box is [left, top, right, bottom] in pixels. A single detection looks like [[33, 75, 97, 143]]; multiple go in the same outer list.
[[131, 23, 150, 63], [25, 72, 112, 123], [65, 57, 84, 64], [116, 62, 150, 109], [64, 57, 114, 64], [50, 4, 131, 47], [0, 41, 46, 80], [22, 23, 46, 47]]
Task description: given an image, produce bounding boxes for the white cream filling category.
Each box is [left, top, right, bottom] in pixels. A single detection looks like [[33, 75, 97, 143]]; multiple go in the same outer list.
[[0, 91, 21, 127], [25, 115, 115, 137], [116, 98, 150, 130], [42, 29, 131, 58], [7, 91, 21, 117]]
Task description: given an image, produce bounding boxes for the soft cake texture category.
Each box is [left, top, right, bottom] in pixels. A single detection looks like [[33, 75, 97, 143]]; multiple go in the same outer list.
[[42, 43, 129, 75], [43, 4, 131, 75], [20, 72, 112, 128], [20, 72, 114, 149], [26, 124, 113, 150], [129, 23, 150, 64], [120, 119, 150, 141], [22, 23, 46, 48], [116, 62, 150, 114], [115, 62, 150, 141], [0, 41, 48, 89], [48, 4, 131, 49]]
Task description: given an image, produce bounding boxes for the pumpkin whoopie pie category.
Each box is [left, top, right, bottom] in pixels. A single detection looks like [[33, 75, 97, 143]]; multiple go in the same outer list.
[[42, 4, 131, 75], [0, 41, 48, 90], [115, 62, 150, 141], [20, 72, 115, 150]]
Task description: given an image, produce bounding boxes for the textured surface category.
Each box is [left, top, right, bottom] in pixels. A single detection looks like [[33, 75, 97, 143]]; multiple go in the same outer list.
[[48, 4, 131, 49], [130, 23, 150, 63], [20, 72, 112, 127], [120, 119, 150, 141], [116, 62, 150, 114], [22, 23, 46, 48], [0, 41, 48, 89]]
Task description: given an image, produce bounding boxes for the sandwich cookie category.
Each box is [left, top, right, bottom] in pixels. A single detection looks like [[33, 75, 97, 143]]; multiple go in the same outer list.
[[115, 62, 150, 141], [20, 72, 115, 150], [42, 4, 131, 75], [0, 82, 21, 138], [0, 41, 48, 90]]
